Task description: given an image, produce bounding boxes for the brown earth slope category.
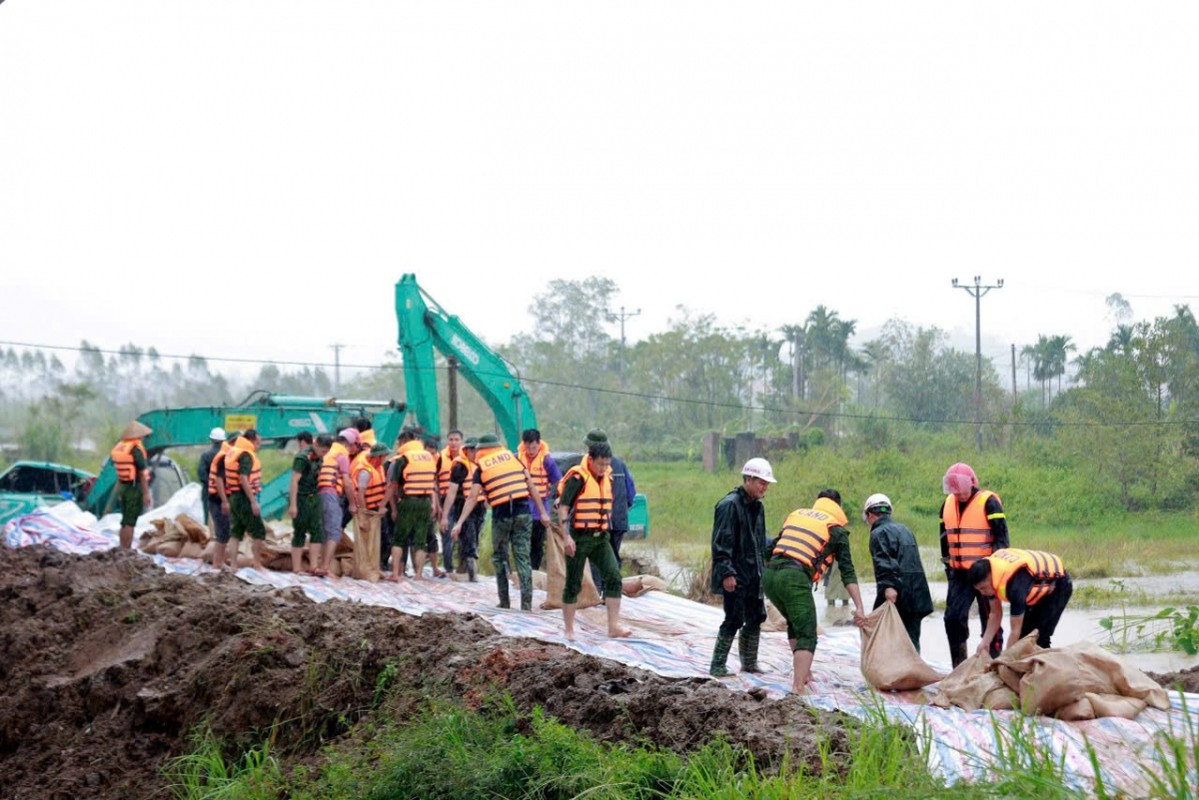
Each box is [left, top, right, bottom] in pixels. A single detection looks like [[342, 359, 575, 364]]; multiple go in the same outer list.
[[0, 547, 845, 800]]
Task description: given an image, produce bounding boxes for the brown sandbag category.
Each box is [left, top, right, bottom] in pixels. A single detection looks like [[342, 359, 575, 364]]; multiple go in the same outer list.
[[156, 539, 185, 558], [541, 520, 601, 609], [349, 512, 382, 582], [178, 542, 206, 560], [859, 602, 945, 691], [761, 600, 789, 633], [621, 574, 668, 597], [200, 540, 216, 562], [176, 513, 210, 544]]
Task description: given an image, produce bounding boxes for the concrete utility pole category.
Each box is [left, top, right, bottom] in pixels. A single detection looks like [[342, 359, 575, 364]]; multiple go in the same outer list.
[[616, 305, 641, 377], [330, 343, 344, 395], [951, 277, 1004, 451]]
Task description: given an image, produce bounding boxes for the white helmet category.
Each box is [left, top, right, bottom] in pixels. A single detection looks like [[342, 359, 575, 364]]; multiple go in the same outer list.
[[741, 457, 777, 484], [862, 492, 892, 521], [209, 427, 227, 442]]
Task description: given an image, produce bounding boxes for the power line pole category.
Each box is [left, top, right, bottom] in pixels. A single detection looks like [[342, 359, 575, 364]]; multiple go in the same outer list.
[[616, 306, 641, 377], [330, 343, 344, 395], [951, 276, 1004, 451]]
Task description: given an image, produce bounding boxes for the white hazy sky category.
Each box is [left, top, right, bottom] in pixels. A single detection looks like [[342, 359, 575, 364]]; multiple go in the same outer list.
[[3, 1, 1198, 379]]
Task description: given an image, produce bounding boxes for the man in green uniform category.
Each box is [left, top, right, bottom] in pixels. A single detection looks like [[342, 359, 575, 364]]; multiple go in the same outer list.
[[227, 429, 267, 570], [864, 493, 934, 651], [111, 420, 153, 549], [289, 432, 330, 574]]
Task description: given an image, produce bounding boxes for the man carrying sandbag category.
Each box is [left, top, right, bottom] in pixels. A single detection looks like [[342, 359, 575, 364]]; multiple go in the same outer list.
[[863, 493, 933, 652], [969, 548, 1074, 654]]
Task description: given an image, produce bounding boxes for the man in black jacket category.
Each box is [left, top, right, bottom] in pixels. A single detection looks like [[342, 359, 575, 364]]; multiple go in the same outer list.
[[864, 493, 934, 652], [708, 457, 775, 677], [196, 427, 226, 523]]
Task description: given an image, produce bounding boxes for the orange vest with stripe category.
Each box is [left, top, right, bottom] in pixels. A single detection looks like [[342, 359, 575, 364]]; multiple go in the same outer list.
[[772, 497, 847, 583], [475, 446, 530, 505], [987, 548, 1066, 607], [518, 441, 552, 499], [224, 439, 262, 494], [943, 490, 1000, 570], [559, 457, 612, 530], [437, 447, 461, 496], [207, 440, 233, 495], [397, 440, 437, 497], [111, 439, 148, 484], [351, 452, 387, 511], [318, 442, 349, 494]]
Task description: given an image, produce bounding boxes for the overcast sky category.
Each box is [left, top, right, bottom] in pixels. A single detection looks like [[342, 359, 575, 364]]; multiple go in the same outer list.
[[2, 2, 1197, 381]]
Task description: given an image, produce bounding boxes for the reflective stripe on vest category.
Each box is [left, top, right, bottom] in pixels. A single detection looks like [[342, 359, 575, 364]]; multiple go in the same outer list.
[[111, 439, 147, 484], [772, 506, 837, 583], [989, 548, 1066, 607], [560, 459, 612, 530], [224, 440, 262, 494], [208, 441, 233, 494], [398, 440, 437, 497], [476, 447, 530, 505], [943, 490, 999, 570], [352, 454, 386, 511], [318, 442, 348, 494], [518, 442, 551, 499]]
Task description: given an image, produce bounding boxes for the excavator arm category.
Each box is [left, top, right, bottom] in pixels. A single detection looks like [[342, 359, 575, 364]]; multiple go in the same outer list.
[[395, 274, 536, 449]]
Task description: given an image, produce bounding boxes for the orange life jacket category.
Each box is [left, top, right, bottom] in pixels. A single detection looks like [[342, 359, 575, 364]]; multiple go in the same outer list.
[[318, 442, 349, 494], [351, 452, 387, 511], [772, 497, 848, 583], [207, 440, 233, 495], [111, 438, 148, 484], [437, 446, 461, 496], [475, 446, 530, 505], [223, 438, 262, 495], [518, 441, 552, 499], [987, 548, 1066, 607], [943, 490, 1000, 570], [397, 440, 437, 497], [558, 456, 612, 530]]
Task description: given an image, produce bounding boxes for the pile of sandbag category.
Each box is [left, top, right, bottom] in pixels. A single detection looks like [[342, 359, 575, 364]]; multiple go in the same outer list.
[[931, 632, 1171, 720], [138, 514, 210, 560]]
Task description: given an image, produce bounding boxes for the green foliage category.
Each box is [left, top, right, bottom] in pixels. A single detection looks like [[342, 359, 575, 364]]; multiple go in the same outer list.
[[165, 724, 282, 800], [1101, 603, 1199, 655]]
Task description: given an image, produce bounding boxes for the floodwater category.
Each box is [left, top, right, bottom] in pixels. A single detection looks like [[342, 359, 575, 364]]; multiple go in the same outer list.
[[625, 543, 1199, 675]]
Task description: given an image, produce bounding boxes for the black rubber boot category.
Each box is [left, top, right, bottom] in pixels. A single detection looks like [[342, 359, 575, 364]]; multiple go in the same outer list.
[[709, 633, 735, 677], [520, 575, 533, 611], [738, 628, 766, 673], [950, 642, 968, 668], [496, 570, 510, 609], [466, 558, 477, 582]]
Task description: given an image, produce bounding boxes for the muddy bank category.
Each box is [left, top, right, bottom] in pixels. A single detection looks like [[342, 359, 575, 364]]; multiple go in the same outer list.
[[0, 547, 846, 800]]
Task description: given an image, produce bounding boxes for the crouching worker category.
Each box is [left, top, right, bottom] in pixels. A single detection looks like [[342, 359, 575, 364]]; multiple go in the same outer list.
[[969, 548, 1073, 654], [557, 440, 630, 639], [763, 490, 866, 694]]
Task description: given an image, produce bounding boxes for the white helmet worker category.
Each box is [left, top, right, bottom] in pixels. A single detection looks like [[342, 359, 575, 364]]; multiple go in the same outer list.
[[862, 492, 892, 521], [209, 427, 227, 442], [741, 457, 777, 484]]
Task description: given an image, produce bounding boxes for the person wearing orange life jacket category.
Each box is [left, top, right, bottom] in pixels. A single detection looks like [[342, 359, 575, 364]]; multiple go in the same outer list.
[[196, 427, 226, 524], [762, 489, 867, 695], [288, 432, 329, 575], [208, 431, 240, 571], [435, 429, 465, 574], [518, 428, 563, 571], [225, 429, 267, 570], [969, 548, 1073, 654], [940, 462, 1010, 666], [384, 428, 441, 581], [316, 428, 361, 577], [556, 440, 630, 640], [111, 420, 153, 549], [440, 436, 483, 582], [453, 432, 551, 611]]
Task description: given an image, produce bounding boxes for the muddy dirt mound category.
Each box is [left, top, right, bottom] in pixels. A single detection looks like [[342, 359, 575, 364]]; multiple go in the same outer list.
[[0, 546, 847, 800], [1149, 665, 1199, 694]]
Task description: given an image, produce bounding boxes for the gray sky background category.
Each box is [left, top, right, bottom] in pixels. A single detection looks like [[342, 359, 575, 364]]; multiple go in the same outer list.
[[3, 2, 1197, 380]]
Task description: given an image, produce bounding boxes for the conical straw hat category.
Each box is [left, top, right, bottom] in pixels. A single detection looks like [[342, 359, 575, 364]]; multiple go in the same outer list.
[[121, 420, 153, 439]]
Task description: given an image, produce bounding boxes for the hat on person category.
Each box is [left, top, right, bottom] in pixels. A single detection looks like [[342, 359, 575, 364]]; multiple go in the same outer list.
[[369, 442, 392, 458], [463, 436, 479, 450], [942, 462, 978, 495], [741, 457, 777, 484], [862, 492, 892, 521], [339, 428, 361, 445], [584, 428, 608, 445], [476, 433, 501, 448], [359, 429, 377, 446], [208, 427, 227, 442], [121, 420, 153, 440]]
